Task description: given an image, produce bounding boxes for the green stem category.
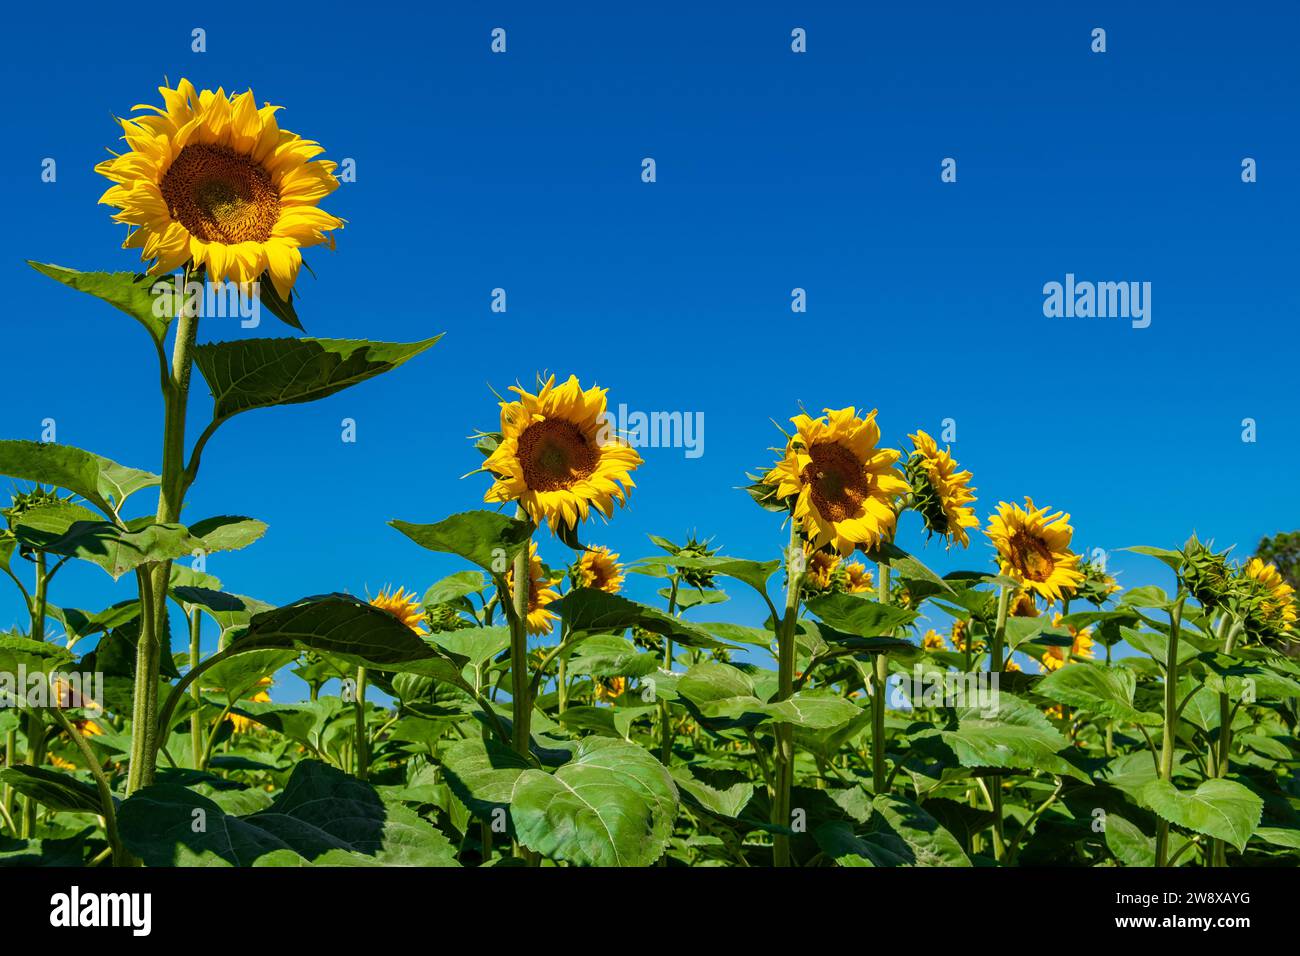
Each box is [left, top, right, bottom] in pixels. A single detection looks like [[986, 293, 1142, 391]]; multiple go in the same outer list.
[[1154, 596, 1186, 867], [507, 522, 533, 762], [50, 708, 126, 866], [987, 585, 1012, 856], [128, 281, 200, 796], [659, 577, 679, 766], [188, 609, 203, 769], [771, 527, 802, 868], [871, 562, 893, 794], [354, 665, 369, 780]]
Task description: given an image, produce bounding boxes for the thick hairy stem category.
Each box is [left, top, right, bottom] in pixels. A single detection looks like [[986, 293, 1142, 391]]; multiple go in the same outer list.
[[1154, 597, 1186, 867], [129, 298, 200, 795], [771, 527, 801, 868]]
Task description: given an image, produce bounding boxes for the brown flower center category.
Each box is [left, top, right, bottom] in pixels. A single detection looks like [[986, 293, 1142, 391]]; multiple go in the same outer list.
[[1009, 531, 1055, 582], [801, 442, 872, 523], [517, 418, 599, 492], [160, 144, 280, 244]]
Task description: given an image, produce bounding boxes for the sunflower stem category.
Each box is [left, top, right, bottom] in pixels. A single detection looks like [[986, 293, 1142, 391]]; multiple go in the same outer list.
[[508, 520, 533, 762], [188, 608, 203, 769], [129, 272, 200, 795], [659, 576, 679, 766], [1154, 595, 1186, 867], [987, 585, 1012, 858], [771, 525, 802, 868], [354, 666, 369, 780], [871, 562, 892, 794]]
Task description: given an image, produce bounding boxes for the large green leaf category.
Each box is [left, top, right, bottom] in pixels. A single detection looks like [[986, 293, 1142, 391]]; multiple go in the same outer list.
[[28, 262, 169, 344], [805, 592, 917, 637], [440, 737, 531, 816], [390, 511, 532, 574], [0, 440, 158, 517], [553, 588, 729, 649], [1139, 779, 1263, 852], [194, 336, 441, 424], [940, 693, 1088, 781], [1036, 660, 1161, 726], [509, 737, 679, 866], [659, 554, 779, 598], [868, 793, 971, 866], [117, 760, 460, 866], [11, 511, 264, 580], [0, 766, 103, 815]]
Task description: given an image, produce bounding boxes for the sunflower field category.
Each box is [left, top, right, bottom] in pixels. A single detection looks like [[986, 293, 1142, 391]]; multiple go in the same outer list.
[[2, 78, 1299, 874]]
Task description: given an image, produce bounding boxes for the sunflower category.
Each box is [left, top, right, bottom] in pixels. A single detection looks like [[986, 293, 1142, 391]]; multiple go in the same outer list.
[[483, 375, 642, 532], [229, 680, 273, 734], [843, 560, 875, 594], [984, 498, 1084, 604], [950, 618, 984, 653], [1009, 589, 1039, 618], [905, 430, 979, 548], [922, 629, 945, 651], [1039, 615, 1095, 672], [803, 548, 841, 592], [575, 546, 625, 594], [49, 753, 79, 772], [765, 407, 909, 556], [74, 719, 104, 737], [1243, 558, 1298, 635], [95, 80, 343, 299], [593, 676, 627, 704], [370, 586, 428, 634], [506, 542, 562, 636], [1004, 657, 1022, 673]]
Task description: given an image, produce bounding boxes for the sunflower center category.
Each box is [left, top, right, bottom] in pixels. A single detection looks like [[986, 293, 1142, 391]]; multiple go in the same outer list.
[[801, 442, 872, 523], [517, 418, 599, 492], [160, 144, 280, 244], [1009, 531, 1055, 582]]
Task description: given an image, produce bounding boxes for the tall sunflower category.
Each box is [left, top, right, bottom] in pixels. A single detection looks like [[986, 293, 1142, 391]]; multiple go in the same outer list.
[[483, 375, 642, 532], [370, 586, 428, 634], [575, 546, 625, 594], [765, 407, 909, 556], [905, 430, 979, 548], [95, 79, 343, 298], [984, 498, 1084, 604], [506, 542, 562, 636]]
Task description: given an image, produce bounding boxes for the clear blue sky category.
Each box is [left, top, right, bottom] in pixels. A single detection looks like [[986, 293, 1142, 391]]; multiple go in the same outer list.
[[3, 2, 1297, 698]]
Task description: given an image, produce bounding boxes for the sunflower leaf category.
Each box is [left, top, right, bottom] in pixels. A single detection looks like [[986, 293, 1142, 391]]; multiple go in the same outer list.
[[193, 335, 441, 425], [0, 440, 159, 518], [28, 262, 170, 345]]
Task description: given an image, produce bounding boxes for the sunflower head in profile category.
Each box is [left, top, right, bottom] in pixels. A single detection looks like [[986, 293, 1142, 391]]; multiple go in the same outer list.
[[1009, 589, 1039, 618], [483, 375, 642, 533], [574, 546, 625, 594], [905, 430, 979, 549], [506, 542, 562, 636], [95, 79, 343, 300], [949, 618, 984, 654], [1039, 615, 1095, 672], [842, 560, 875, 594], [921, 629, 945, 651], [229, 679, 273, 734], [370, 587, 428, 635], [984, 498, 1084, 604], [593, 676, 627, 704], [1177, 536, 1234, 612], [1241, 558, 1298, 640], [764, 407, 909, 557]]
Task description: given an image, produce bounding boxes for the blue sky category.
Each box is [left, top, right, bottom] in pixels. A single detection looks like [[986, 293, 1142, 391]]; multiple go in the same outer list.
[[2, 2, 1297, 698]]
